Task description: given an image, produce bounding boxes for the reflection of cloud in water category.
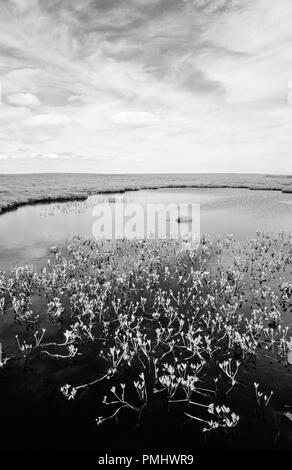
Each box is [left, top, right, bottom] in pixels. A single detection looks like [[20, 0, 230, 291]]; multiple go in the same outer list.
[[22, 247, 48, 260], [280, 200, 292, 205]]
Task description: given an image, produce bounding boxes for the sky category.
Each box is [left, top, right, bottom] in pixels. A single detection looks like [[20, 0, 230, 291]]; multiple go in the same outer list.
[[0, 0, 292, 174]]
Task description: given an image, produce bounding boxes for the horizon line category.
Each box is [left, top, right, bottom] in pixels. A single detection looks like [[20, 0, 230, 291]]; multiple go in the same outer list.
[[0, 171, 291, 177]]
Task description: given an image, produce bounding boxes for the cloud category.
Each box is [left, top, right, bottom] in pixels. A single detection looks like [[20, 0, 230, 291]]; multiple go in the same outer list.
[[110, 111, 160, 126], [6, 92, 40, 107], [31, 152, 71, 159], [0, 0, 292, 173], [23, 114, 72, 127], [8, 0, 38, 13]]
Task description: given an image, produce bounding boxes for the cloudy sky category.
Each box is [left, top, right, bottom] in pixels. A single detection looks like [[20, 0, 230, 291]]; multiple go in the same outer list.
[[0, 0, 292, 174]]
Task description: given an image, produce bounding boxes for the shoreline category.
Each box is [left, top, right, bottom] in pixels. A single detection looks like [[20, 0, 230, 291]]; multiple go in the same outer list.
[[0, 182, 292, 216]]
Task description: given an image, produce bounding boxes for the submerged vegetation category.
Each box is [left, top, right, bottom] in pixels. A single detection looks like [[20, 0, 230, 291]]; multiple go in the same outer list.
[[0, 231, 292, 449]]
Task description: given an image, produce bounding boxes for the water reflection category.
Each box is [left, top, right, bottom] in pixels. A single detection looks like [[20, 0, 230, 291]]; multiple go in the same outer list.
[[0, 187, 291, 271]]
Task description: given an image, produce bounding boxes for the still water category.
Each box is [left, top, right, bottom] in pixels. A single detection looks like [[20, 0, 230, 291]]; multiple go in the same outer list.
[[0, 187, 292, 451], [0, 187, 292, 271]]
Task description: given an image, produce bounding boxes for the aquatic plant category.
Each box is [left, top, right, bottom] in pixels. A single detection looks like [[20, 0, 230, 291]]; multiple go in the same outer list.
[[185, 403, 240, 433], [254, 382, 274, 407], [0, 231, 291, 445]]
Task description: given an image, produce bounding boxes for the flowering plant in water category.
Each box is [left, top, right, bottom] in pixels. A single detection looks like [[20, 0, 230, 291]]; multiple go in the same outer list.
[[0, 232, 291, 443]]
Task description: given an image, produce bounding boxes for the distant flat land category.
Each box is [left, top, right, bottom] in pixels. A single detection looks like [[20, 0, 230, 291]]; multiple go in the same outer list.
[[0, 173, 291, 214]]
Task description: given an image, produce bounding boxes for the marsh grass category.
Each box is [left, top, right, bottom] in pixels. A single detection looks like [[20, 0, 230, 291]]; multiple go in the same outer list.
[[1, 173, 292, 214]]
